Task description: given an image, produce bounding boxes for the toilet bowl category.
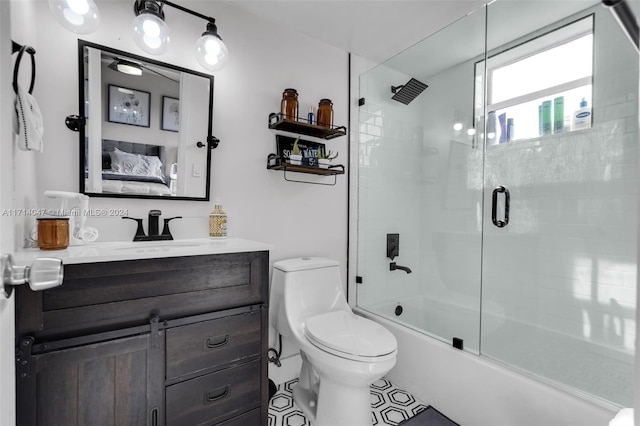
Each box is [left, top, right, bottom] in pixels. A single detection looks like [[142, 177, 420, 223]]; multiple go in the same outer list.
[[270, 257, 398, 426]]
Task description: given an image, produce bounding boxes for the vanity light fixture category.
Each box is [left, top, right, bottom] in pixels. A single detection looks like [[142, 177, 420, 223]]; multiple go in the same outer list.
[[48, 0, 228, 71], [132, 0, 229, 71], [48, 0, 100, 34], [132, 0, 171, 55]]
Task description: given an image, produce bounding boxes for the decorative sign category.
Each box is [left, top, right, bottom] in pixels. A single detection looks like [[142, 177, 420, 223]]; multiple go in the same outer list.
[[276, 135, 326, 167]]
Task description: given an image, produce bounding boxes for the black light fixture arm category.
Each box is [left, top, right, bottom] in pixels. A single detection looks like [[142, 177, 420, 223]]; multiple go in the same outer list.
[[158, 0, 217, 24]]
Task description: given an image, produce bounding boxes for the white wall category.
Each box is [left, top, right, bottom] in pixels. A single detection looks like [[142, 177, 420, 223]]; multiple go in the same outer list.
[[10, 0, 349, 269]]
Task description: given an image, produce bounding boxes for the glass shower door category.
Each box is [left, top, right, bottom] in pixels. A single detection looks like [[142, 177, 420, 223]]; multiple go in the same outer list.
[[356, 5, 487, 354], [480, 1, 638, 407]]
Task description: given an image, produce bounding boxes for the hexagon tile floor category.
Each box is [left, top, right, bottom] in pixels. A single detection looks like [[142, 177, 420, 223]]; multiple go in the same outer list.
[[268, 377, 432, 426]]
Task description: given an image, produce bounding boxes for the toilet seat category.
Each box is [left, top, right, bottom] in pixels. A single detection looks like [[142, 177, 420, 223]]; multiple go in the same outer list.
[[304, 311, 397, 362]]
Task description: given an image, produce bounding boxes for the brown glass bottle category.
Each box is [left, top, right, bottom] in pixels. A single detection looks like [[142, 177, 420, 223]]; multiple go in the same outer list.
[[281, 88, 299, 121], [37, 218, 69, 250], [317, 98, 333, 128]]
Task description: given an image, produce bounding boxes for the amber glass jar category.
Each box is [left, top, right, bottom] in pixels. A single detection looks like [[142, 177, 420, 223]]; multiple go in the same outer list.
[[37, 218, 69, 250], [281, 88, 299, 121], [317, 98, 333, 128]]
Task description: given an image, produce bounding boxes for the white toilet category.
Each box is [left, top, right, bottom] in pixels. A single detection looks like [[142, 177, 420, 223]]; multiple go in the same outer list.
[[270, 257, 398, 426]]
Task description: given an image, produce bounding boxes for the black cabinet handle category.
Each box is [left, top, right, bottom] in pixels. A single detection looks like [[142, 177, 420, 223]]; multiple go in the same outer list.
[[491, 185, 510, 228], [204, 335, 229, 349], [204, 386, 229, 404], [149, 407, 158, 426]]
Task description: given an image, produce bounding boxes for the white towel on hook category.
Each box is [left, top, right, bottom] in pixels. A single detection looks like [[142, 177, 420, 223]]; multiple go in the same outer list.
[[14, 83, 44, 152]]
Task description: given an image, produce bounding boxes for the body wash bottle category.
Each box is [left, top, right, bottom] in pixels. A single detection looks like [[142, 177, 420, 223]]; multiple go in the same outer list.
[[573, 98, 591, 130]]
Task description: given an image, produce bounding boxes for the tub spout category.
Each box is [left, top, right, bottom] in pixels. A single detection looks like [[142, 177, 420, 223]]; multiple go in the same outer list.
[[390, 262, 412, 274]]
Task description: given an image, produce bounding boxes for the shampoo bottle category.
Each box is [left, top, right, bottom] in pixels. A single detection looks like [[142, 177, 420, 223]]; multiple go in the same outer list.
[[542, 100, 552, 136], [209, 199, 227, 238], [498, 113, 507, 143], [572, 98, 591, 130], [553, 96, 564, 133]]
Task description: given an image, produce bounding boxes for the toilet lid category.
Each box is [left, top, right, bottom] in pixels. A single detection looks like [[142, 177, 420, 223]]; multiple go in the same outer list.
[[304, 311, 397, 358]]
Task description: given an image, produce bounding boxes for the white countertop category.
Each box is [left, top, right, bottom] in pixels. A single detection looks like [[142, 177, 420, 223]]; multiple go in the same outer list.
[[13, 238, 273, 265]]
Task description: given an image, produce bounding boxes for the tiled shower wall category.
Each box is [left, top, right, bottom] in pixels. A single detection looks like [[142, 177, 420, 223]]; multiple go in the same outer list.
[[479, 4, 638, 356], [357, 64, 424, 309]]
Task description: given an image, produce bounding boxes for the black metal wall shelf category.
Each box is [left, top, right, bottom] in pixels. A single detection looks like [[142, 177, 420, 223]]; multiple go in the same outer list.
[[267, 153, 344, 186], [268, 112, 347, 140]]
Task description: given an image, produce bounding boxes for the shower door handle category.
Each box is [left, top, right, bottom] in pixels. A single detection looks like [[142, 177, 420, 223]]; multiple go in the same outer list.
[[491, 185, 510, 228]]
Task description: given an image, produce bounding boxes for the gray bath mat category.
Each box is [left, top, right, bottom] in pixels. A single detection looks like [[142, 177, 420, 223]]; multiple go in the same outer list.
[[399, 406, 459, 426]]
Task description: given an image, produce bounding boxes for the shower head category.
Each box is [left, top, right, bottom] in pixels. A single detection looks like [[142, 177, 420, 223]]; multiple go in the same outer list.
[[391, 78, 428, 105]]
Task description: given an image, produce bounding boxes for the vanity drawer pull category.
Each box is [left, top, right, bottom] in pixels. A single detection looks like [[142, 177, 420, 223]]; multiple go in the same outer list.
[[149, 407, 159, 426], [204, 386, 229, 404], [204, 334, 229, 349]]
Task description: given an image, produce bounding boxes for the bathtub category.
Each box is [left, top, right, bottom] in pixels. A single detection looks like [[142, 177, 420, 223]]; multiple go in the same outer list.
[[355, 301, 620, 426]]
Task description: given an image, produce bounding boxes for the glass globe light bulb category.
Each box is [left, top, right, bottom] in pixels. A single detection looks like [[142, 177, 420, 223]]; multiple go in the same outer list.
[[48, 0, 100, 34], [132, 13, 170, 55], [195, 34, 228, 72]]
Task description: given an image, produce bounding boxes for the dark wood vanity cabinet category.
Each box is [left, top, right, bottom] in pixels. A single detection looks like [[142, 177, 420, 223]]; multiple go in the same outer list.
[[15, 251, 270, 426]]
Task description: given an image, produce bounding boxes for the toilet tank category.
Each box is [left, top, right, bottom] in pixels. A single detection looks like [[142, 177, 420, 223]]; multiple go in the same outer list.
[[270, 257, 349, 338]]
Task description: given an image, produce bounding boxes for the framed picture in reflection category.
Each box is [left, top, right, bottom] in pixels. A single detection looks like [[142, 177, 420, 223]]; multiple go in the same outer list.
[[107, 84, 150, 127], [162, 96, 180, 132]]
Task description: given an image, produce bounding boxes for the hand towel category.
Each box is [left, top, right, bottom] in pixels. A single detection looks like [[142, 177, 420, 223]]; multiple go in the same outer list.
[[14, 83, 44, 152]]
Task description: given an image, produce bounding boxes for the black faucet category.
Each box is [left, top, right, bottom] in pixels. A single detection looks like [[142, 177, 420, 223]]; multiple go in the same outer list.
[[148, 210, 161, 237], [390, 262, 412, 274], [122, 210, 182, 241]]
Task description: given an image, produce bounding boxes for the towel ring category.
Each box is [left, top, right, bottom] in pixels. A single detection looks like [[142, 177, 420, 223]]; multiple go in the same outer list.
[[13, 44, 36, 94]]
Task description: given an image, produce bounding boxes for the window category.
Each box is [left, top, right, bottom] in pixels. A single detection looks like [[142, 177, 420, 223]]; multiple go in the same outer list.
[[476, 15, 594, 143]]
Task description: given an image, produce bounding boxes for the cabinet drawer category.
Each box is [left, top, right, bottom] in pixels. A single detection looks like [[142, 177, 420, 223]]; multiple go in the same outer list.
[[166, 311, 261, 380], [19, 251, 269, 340], [217, 408, 261, 425], [166, 359, 261, 426]]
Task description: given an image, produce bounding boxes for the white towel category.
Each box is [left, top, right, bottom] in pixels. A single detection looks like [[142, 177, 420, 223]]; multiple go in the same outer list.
[[14, 83, 44, 152]]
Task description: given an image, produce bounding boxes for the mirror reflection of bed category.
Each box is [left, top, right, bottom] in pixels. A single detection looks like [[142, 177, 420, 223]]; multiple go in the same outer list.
[[84, 139, 176, 196]]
